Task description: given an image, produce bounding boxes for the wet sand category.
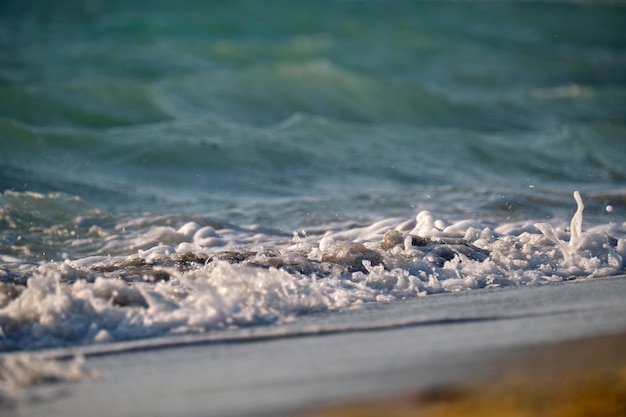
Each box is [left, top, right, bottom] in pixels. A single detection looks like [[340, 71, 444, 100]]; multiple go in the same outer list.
[[300, 332, 626, 417]]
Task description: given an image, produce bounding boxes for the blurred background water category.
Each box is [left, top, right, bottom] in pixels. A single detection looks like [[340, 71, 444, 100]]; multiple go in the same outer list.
[[1, 0, 625, 234]]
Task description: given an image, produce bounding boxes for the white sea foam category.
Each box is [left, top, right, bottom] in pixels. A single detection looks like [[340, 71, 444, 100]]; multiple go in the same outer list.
[[0, 192, 624, 352], [0, 354, 96, 407]]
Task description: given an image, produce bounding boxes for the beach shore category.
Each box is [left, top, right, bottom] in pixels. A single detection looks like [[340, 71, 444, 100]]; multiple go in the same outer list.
[[299, 332, 626, 417]]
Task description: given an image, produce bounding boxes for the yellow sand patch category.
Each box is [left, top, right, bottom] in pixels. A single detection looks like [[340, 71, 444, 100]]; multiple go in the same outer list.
[[302, 333, 626, 417]]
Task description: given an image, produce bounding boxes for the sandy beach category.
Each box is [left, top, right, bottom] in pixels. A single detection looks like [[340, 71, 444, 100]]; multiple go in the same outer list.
[[300, 331, 626, 417]]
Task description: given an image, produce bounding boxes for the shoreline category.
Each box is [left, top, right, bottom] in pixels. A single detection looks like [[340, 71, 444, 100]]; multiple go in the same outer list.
[[298, 331, 626, 417], [4, 277, 626, 417]]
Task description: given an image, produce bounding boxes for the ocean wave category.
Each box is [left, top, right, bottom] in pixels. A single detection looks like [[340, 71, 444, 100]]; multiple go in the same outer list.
[[0, 80, 170, 129], [2, 115, 624, 213], [153, 60, 500, 128], [1, 192, 624, 352]]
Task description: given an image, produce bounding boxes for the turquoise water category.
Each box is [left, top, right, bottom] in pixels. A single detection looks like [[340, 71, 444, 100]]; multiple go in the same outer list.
[[2, 1, 625, 225], [1, 0, 626, 356]]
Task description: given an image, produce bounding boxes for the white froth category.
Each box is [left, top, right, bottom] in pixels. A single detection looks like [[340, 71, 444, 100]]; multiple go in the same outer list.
[[0, 192, 624, 351], [0, 354, 96, 406]]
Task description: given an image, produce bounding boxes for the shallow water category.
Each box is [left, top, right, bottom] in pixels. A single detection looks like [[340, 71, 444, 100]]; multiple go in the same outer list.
[[1, 0, 626, 409]]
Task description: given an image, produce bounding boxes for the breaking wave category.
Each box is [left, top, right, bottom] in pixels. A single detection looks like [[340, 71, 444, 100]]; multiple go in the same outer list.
[[1, 192, 624, 352]]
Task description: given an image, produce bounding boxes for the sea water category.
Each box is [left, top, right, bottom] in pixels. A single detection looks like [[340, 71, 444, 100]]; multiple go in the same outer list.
[[1, 0, 626, 410]]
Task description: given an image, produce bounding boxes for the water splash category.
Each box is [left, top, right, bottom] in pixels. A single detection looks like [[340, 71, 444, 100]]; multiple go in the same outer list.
[[570, 190, 584, 250]]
